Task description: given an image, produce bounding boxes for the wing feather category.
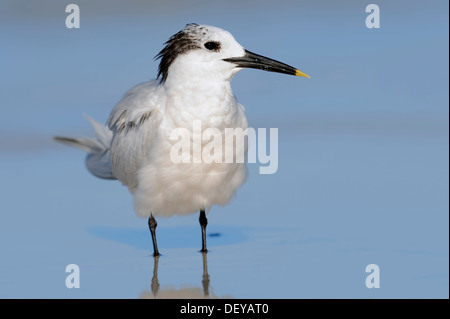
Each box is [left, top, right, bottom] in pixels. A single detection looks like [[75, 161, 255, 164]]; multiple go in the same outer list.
[[107, 80, 162, 190]]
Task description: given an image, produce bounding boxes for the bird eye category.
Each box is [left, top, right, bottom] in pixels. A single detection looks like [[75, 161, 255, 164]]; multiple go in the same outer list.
[[204, 41, 221, 51]]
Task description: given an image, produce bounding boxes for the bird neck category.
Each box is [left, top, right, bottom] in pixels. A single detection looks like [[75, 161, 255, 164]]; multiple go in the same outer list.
[[162, 74, 238, 128]]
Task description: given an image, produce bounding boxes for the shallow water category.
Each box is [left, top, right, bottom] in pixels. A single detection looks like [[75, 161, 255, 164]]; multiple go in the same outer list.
[[0, 0, 448, 298]]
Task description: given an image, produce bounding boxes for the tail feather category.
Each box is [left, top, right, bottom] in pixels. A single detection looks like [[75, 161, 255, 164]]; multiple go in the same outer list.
[[54, 116, 116, 180], [53, 136, 104, 153], [83, 113, 113, 149]]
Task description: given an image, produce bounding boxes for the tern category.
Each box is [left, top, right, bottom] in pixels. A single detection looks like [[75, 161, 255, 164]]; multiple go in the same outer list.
[[55, 23, 309, 256]]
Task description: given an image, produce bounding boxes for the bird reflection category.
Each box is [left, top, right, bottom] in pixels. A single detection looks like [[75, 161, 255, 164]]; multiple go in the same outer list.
[[150, 255, 160, 297], [140, 252, 231, 299], [201, 252, 210, 297]]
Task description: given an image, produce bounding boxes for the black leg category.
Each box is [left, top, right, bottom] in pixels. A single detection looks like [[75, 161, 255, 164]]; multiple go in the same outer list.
[[148, 215, 160, 256], [199, 209, 208, 252]]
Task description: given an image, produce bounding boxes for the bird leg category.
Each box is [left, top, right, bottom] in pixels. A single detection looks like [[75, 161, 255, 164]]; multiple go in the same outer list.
[[148, 215, 160, 256], [199, 209, 208, 252]]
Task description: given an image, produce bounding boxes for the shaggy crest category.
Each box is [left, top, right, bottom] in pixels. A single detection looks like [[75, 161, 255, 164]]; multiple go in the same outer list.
[[155, 23, 208, 83]]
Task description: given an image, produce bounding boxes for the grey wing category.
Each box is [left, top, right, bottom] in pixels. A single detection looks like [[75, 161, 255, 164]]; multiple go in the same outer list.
[[107, 80, 162, 190]]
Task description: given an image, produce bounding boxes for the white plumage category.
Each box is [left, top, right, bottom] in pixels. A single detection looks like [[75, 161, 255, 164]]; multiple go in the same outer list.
[[55, 24, 308, 254], [112, 78, 248, 218]]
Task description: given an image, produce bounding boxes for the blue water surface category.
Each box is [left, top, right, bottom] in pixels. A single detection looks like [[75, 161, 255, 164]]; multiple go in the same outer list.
[[0, 0, 448, 298]]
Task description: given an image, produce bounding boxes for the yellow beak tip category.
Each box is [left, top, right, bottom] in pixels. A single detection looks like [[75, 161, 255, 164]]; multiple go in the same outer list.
[[295, 70, 310, 78]]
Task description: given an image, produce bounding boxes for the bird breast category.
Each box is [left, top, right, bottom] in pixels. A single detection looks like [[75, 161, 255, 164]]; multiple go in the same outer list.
[[132, 81, 249, 218]]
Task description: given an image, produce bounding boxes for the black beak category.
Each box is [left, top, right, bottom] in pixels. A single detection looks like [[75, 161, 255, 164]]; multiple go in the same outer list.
[[223, 49, 309, 78]]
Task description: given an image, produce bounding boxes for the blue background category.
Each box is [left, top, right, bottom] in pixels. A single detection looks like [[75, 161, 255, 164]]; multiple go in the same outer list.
[[0, 0, 448, 298]]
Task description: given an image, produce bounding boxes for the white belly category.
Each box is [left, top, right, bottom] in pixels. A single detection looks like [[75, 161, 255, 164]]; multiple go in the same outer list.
[[133, 103, 248, 218], [134, 158, 247, 217]]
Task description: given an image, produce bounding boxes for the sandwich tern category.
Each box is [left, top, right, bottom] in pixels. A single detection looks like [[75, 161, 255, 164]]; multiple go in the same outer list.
[[55, 23, 309, 256]]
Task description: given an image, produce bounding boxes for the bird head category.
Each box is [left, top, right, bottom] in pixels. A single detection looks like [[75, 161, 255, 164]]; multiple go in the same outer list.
[[156, 23, 309, 84]]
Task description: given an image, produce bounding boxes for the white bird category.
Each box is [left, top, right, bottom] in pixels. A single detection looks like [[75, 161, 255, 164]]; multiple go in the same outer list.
[[55, 23, 309, 256]]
